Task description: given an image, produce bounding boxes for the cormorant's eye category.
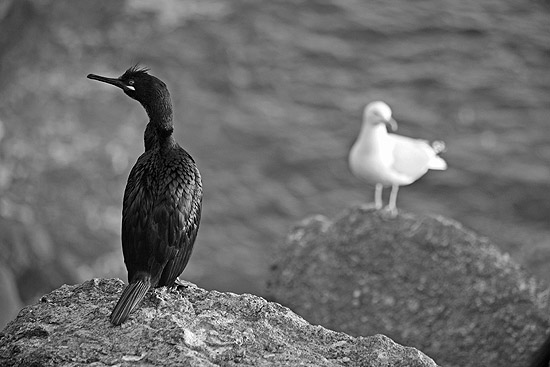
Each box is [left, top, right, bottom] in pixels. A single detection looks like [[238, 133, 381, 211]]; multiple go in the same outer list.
[[126, 79, 136, 91]]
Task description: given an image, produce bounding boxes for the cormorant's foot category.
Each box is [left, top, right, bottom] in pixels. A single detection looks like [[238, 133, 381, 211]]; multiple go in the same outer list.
[[174, 277, 186, 287], [167, 284, 178, 292], [173, 278, 194, 292]]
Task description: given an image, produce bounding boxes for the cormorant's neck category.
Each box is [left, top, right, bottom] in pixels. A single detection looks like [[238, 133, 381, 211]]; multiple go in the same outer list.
[[141, 93, 175, 151]]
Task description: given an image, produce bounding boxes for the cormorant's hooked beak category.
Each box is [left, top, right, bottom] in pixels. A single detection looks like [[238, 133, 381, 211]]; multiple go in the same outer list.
[[384, 117, 398, 132], [87, 74, 135, 92]]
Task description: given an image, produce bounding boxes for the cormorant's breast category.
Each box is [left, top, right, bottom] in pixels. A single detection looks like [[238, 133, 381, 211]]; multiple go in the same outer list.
[[121, 143, 203, 287]]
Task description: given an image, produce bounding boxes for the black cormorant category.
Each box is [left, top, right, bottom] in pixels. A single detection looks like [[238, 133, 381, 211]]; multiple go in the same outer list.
[[87, 66, 202, 325]]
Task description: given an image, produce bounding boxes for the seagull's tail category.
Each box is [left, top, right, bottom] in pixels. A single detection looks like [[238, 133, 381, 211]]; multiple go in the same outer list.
[[428, 156, 447, 170], [431, 140, 446, 154], [428, 140, 447, 170], [110, 277, 151, 326]]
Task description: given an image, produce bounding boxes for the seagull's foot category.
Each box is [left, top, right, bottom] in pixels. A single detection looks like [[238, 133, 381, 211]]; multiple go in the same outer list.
[[383, 205, 398, 218]]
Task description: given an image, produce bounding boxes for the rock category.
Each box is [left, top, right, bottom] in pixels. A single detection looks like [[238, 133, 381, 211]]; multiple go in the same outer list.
[[268, 205, 550, 367], [0, 278, 437, 367]]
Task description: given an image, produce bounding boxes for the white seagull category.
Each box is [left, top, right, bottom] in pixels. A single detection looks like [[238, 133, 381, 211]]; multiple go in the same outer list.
[[349, 101, 447, 214]]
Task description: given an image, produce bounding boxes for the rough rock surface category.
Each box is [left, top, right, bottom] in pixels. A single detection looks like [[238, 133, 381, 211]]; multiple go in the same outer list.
[[0, 278, 437, 367], [268, 205, 550, 367]]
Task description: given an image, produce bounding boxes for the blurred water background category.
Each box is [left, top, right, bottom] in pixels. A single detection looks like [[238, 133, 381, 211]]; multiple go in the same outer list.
[[0, 0, 549, 328]]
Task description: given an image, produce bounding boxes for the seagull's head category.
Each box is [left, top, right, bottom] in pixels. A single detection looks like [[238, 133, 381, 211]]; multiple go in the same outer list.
[[363, 101, 398, 131]]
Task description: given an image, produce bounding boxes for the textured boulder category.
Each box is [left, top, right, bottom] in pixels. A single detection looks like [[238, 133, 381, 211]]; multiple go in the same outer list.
[[0, 278, 437, 367], [268, 205, 550, 367]]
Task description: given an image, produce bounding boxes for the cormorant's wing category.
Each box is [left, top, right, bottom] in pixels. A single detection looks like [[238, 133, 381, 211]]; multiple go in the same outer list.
[[121, 149, 202, 287], [156, 150, 202, 286], [121, 154, 157, 283]]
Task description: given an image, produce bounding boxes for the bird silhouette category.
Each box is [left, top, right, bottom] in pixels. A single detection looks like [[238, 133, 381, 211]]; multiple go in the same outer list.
[[87, 66, 202, 325], [349, 101, 447, 215]]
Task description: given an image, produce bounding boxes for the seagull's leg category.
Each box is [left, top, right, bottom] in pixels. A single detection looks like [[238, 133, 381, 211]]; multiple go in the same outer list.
[[374, 184, 383, 209], [387, 184, 399, 216]]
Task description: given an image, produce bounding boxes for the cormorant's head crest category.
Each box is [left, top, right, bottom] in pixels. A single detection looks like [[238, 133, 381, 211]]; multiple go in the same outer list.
[[121, 64, 150, 80]]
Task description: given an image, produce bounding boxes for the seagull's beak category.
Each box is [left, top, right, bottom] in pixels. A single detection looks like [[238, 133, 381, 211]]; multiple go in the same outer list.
[[385, 117, 398, 132], [87, 74, 135, 92]]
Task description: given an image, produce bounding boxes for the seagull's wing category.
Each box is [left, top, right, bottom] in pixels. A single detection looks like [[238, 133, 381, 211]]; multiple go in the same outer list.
[[389, 134, 446, 181]]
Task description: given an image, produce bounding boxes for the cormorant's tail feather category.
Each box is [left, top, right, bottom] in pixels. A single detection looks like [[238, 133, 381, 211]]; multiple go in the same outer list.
[[530, 333, 550, 367], [110, 279, 151, 326]]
